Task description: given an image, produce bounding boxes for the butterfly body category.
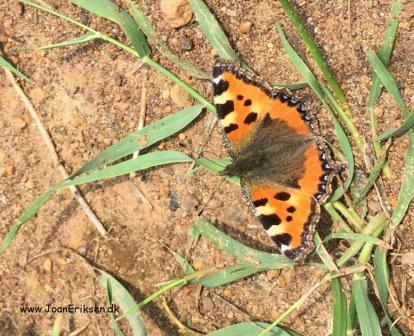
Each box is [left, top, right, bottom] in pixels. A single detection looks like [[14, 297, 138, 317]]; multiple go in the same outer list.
[[212, 59, 336, 262]]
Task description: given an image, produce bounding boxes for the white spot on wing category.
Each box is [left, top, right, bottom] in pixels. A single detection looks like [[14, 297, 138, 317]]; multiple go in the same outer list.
[[212, 76, 222, 84], [280, 244, 291, 252]]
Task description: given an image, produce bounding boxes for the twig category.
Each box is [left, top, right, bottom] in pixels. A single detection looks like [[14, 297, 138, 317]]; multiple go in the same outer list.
[[4, 67, 107, 236]]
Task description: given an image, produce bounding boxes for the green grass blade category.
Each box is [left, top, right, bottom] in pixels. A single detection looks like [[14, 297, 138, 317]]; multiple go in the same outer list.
[[365, 49, 409, 118], [351, 273, 382, 336], [63, 151, 193, 187], [374, 248, 403, 336], [331, 277, 347, 336], [70, 0, 150, 58], [128, 1, 207, 79], [70, 104, 203, 178], [352, 142, 389, 206], [27, 32, 99, 50], [0, 55, 31, 81], [189, 0, 238, 60], [277, 0, 346, 104], [376, 108, 414, 141], [0, 188, 57, 254], [367, 1, 403, 108], [324, 233, 383, 246], [99, 271, 147, 336], [207, 322, 292, 336], [391, 130, 414, 226], [189, 220, 293, 282], [159, 241, 195, 274]]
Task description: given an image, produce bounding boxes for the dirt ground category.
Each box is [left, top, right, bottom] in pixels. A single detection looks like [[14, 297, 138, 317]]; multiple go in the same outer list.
[[1, 0, 414, 335]]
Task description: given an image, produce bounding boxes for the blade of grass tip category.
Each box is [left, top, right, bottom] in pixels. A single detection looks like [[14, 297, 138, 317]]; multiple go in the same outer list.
[[0, 56, 31, 81], [127, 0, 208, 80], [0, 188, 57, 254], [390, 129, 414, 227], [376, 108, 414, 141], [374, 248, 403, 336], [331, 277, 347, 336], [351, 273, 382, 336], [277, 0, 347, 105], [51, 314, 62, 336], [158, 240, 195, 274], [61, 151, 194, 188], [69, 104, 203, 179], [70, 0, 151, 59], [25, 32, 99, 50], [365, 49, 409, 118], [99, 271, 147, 336], [367, 1, 402, 176]]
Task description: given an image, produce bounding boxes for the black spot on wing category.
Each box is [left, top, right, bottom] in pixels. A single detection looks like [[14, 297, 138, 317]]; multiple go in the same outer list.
[[213, 79, 229, 96], [274, 192, 291, 201], [259, 213, 282, 230], [271, 233, 292, 246], [243, 99, 252, 106], [224, 123, 238, 134], [286, 206, 296, 213], [216, 100, 234, 119], [237, 94, 244, 100], [253, 198, 268, 207], [244, 112, 258, 125]]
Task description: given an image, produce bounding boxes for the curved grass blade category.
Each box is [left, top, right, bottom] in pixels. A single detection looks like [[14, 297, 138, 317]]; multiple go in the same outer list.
[[70, 0, 150, 59], [331, 277, 347, 336], [99, 271, 147, 336], [376, 108, 414, 141], [71, 104, 203, 178], [128, 1, 208, 79], [189, 0, 238, 60], [351, 273, 382, 336]]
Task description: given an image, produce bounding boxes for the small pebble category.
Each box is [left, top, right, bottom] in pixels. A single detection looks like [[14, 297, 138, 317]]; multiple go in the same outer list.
[[43, 259, 52, 272], [239, 21, 252, 34], [179, 35, 193, 51]]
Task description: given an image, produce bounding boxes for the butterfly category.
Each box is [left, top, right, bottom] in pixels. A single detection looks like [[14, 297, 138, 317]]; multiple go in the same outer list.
[[212, 59, 336, 262]]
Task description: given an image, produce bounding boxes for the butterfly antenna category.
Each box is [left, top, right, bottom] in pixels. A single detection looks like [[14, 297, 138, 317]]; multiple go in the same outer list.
[[178, 143, 228, 216], [198, 178, 225, 216]]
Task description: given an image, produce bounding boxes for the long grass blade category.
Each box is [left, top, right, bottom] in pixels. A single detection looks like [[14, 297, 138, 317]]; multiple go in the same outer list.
[[0, 55, 31, 81]]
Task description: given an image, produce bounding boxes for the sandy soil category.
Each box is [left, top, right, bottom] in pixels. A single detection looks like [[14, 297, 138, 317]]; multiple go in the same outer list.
[[1, 0, 414, 335]]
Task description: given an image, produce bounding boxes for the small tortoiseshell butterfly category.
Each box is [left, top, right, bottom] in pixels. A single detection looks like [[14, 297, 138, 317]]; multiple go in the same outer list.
[[212, 59, 337, 262]]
